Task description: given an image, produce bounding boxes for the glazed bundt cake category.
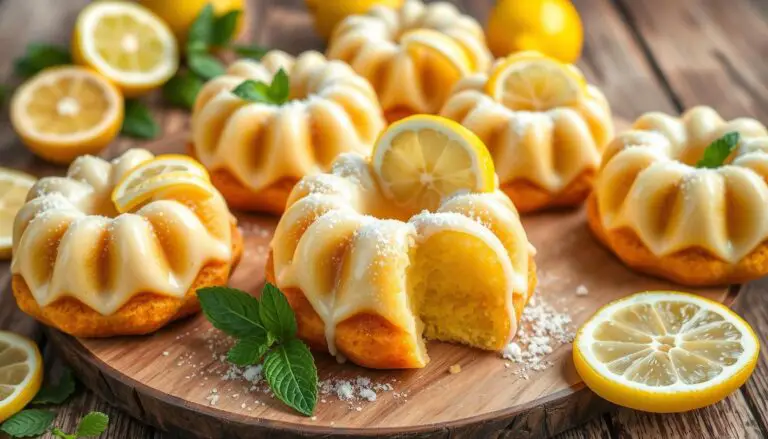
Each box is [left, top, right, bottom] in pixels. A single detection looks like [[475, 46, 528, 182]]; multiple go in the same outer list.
[[441, 51, 613, 213], [191, 50, 385, 213], [589, 106, 768, 286], [327, 0, 492, 122], [268, 116, 536, 369], [12, 149, 242, 337]]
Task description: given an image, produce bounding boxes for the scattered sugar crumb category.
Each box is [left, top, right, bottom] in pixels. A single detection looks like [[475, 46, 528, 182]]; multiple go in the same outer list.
[[162, 351, 169, 356], [448, 364, 462, 374], [575, 285, 589, 296]]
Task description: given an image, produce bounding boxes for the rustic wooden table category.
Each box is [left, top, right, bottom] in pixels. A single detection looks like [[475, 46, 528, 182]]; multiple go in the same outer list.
[[1, 0, 767, 437]]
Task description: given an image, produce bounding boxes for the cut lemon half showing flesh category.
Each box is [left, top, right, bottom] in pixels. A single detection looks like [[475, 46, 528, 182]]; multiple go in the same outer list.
[[372, 115, 496, 212], [573, 291, 759, 413], [0, 331, 43, 423], [0, 169, 36, 259], [72, 1, 179, 97], [10, 66, 123, 165], [486, 51, 586, 112]]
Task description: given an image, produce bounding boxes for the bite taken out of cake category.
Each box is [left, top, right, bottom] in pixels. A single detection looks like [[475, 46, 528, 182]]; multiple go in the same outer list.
[[268, 115, 536, 369]]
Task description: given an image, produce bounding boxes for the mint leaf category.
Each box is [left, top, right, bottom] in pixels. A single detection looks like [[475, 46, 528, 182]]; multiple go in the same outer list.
[[121, 100, 160, 139], [75, 412, 108, 437], [211, 10, 242, 46], [263, 339, 317, 416], [231, 44, 267, 60], [32, 367, 76, 405], [0, 84, 8, 103], [14, 44, 71, 78], [1, 409, 55, 437], [268, 69, 290, 104], [696, 132, 741, 169], [197, 287, 266, 337], [227, 334, 272, 366], [188, 52, 226, 80], [259, 283, 297, 341], [187, 3, 215, 53], [51, 427, 75, 439], [232, 79, 271, 102], [162, 71, 204, 110]]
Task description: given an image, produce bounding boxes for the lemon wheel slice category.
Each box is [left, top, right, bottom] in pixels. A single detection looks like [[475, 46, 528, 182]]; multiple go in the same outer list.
[[0, 169, 36, 259], [486, 51, 586, 111], [72, 1, 179, 97], [400, 29, 474, 75], [372, 114, 496, 212], [573, 291, 759, 413], [0, 331, 43, 423], [112, 154, 210, 200], [112, 170, 214, 214], [10, 66, 123, 165]]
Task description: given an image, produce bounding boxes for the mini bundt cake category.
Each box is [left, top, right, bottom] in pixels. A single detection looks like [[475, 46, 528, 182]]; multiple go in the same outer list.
[[12, 149, 243, 337], [327, 0, 492, 122], [191, 50, 385, 214], [267, 116, 536, 369], [441, 51, 613, 213], [589, 106, 768, 286]]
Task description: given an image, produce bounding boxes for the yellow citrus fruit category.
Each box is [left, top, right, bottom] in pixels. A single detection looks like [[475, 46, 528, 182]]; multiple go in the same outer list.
[[139, 0, 244, 45], [111, 155, 212, 213], [487, 0, 583, 63], [10, 66, 124, 165], [486, 51, 586, 111], [0, 169, 36, 259], [0, 331, 44, 423], [401, 29, 475, 75], [372, 114, 496, 212], [306, 0, 404, 40], [72, 1, 179, 97], [573, 291, 759, 413]]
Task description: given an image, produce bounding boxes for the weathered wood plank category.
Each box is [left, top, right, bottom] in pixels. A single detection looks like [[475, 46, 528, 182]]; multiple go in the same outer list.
[[553, 416, 612, 439], [736, 279, 768, 438]]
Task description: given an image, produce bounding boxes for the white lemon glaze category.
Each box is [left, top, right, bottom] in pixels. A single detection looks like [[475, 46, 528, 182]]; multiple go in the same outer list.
[[11, 149, 234, 316], [192, 50, 385, 193], [271, 153, 532, 364], [595, 106, 768, 263]]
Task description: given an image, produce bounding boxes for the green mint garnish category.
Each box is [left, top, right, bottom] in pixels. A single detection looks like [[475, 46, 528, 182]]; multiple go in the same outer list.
[[0, 410, 56, 437], [187, 52, 226, 80], [121, 100, 160, 140], [230, 44, 267, 60], [197, 284, 318, 416], [211, 10, 242, 46], [231, 69, 290, 105], [162, 71, 205, 110], [50, 411, 109, 439], [186, 4, 216, 53], [695, 132, 741, 169], [14, 44, 71, 78], [31, 368, 76, 405]]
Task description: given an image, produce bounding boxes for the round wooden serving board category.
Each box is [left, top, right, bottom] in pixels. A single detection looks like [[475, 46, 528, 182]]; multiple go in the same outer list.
[[46, 199, 737, 439]]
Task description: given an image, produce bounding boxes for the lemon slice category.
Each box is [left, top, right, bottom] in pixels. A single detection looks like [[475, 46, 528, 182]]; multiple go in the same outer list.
[[0, 331, 43, 423], [400, 29, 474, 75], [573, 291, 759, 413], [372, 114, 496, 212], [486, 51, 586, 111], [10, 66, 123, 165], [72, 1, 179, 97], [112, 154, 210, 198], [0, 169, 36, 259], [112, 170, 214, 214]]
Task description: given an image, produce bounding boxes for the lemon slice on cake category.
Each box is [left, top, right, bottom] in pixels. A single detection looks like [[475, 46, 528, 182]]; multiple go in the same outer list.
[[0, 331, 43, 423], [372, 115, 496, 212], [0, 169, 36, 259], [401, 29, 474, 75], [72, 1, 179, 96], [112, 155, 213, 214], [486, 51, 586, 111], [573, 291, 759, 413], [10, 66, 123, 164]]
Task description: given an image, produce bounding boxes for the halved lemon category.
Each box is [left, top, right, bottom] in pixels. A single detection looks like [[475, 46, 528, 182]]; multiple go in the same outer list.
[[573, 291, 759, 413], [0, 169, 36, 259], [72, 1, 179, 97], [0, 331, 43, 423], [10, 66, 123, 165], [486, 51, 586, 112], [112, 170, 214, 214], [372, 114, 496, 212]]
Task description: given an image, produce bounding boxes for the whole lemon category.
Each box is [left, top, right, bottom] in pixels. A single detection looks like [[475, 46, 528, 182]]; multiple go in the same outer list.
[[306, 0, 404, 40], [139, 0, 244, 45], [486, 0, 583, 64]]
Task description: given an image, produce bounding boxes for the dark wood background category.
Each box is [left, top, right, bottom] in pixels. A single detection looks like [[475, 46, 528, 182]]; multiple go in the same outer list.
[[1, 0, 768, 437]]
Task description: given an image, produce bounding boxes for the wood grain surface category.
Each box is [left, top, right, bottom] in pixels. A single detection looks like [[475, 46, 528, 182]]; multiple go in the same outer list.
[[1, 0, 768, 438]]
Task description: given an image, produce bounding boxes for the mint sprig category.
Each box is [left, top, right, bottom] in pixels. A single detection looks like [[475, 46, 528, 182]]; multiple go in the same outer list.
[[0, 410, 55, 437], [50, 412, 109, 439], [14, 44, 71, 78], [121, 100, 160, 140], [211, 10, 242, 47], [162, 71, 204, 110], [197, 284, 317, 416], [231, 69, 290, 105], [695, 132, 741, 169]]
